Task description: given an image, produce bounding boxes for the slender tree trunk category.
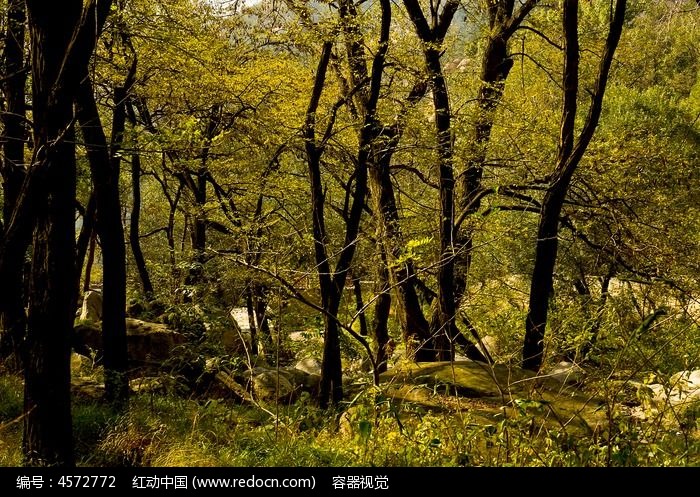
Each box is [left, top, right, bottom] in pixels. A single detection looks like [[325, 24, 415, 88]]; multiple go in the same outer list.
[[75, 77, 129, 404], [187, 106, 220, 287], [0, 0, 28, 369], [372, 246, 391, 373], [369, 145, 432, 360], [129, 151, 154, 300], [76, 193, 96, 297], [83, 231, 96, 293], [427, 45, 457, 361], [350, 273, 368, 337], [454, 33, 514, 307], [253, 284, 272, 356], [245, 288, 258, 356], [305, 42, 346, 407], [523, 0, 626, 370]]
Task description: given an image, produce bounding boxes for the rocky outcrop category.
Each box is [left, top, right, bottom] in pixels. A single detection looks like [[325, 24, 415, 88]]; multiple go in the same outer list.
[[73, 318, 186, 366]]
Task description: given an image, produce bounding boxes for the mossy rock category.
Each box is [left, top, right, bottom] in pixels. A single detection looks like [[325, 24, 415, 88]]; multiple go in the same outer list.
[[381, 361, 536, 398], [381, 361, 607, 434]]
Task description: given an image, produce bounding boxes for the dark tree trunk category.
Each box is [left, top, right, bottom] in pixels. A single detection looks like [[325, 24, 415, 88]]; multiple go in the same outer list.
[[370, 145, 432, 361], [253, 284, 273, 356], [76, 192, 96, 298], [0, 0, 28, 369], [350, 274, 368, 337], [304, 43, 343, 406], [75, 77, 129, 405], [23, 0, 88, 467], [403, 0, 461, 360], [428, 45, 457, 362], [523, 0, 626, 370], [187, 106, 220, 287], [454, 29, 515, 307], [372, 246, 391, 373], [339, 0, 432, 361], [83, 230, 97, 293], [129, 151, 154, 300], [308, 0, 388, 407], [245, 288, 258, 356]]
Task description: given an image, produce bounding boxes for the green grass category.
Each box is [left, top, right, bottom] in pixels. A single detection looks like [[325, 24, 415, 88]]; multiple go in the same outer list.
[[1, 371, 698, 467]]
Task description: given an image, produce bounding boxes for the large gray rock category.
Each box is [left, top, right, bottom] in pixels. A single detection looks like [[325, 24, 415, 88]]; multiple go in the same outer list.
[[240, 366, 320, 402], [648, 370, 700, 406], [73, 318, 186, 366], [475, 335, 500, 361], [230, 307, 252, 332], [251, 370, 295, 402], [79, 291, 102, 322], [544, 361, 584, 385], [294, 357, 322, 376]]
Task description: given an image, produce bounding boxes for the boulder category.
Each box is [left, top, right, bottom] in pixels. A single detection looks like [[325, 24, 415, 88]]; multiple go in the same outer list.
[[251, 369, 295, 402], [475, 335, 500, 361], [294, 357, 322, 376], [79, 290, 102, 322], [545, 361, 584, 385], [230, 307, 251, 332], [125, 318, 187, 364], [73, 318, 186, 367], [645, 370, 700, 406]]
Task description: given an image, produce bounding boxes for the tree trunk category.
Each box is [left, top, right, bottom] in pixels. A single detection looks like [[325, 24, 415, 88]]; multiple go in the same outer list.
[[253, 284, 273, 356], [129, 151, 154, 300], [369, 145, 432, 361], [23, 0, 86, 466], [319, 290, 343, 407], [245, 288, 258, 356], [76, 193, 96, 298], [454, 32, 513, 307], [0, 0, 28, 369], [523, 0, 626, 370], [83, 230, 96, 293], [372, 246, 391, 373], [75, 78, 129, 405], [350, 274, 368, 337]]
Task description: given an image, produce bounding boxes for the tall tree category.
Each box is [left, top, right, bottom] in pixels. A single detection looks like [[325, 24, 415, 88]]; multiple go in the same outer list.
[[454, 0, 540, 312], [403, 0, 463, 360], [522, 0, 626, 371], [22, 0, 113, 466], [0, 0, 28, 369], [75, 64, 135, 405]]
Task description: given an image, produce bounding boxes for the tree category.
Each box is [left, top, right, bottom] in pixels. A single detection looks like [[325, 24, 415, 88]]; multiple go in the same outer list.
[[522, 0, 627, 371], [0, 0, 27, 369], [21, 0, 112, 466], [75, 61, 135, 405]]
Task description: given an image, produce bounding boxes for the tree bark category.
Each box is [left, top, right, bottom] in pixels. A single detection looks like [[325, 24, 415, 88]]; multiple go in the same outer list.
[[403, 0, 460, 360], [75, 76, 130, 405], [23, 0, 90, 467], [129, 151, 154, 300], [350, 273, 368, 337], [454, 1, 536, 307], [372, 246, 391, 373], [0, 0, 28, 369], [83, 230, 96, 293], [76, 192, 96, 298], [245, 287, 258, 356], [523, 0, 626, 370], [339, 0, 432, 360]]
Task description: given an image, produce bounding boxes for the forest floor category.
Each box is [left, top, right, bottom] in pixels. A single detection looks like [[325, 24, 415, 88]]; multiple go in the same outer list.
[[1, 355, 699, 467]]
